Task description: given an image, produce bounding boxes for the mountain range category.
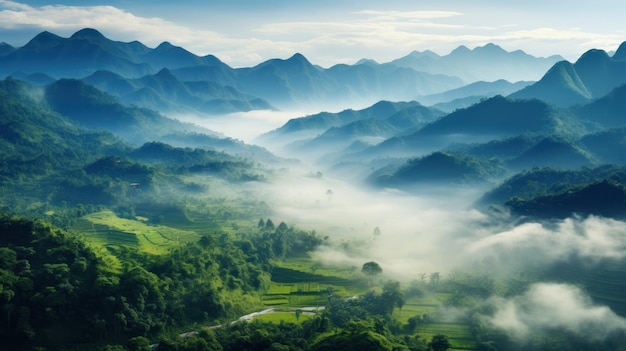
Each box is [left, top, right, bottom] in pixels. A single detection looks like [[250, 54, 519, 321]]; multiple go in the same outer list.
[[3, 27, 626, 218], [510, 46, 626, 106], [0, 28, 573, 113], [382, 43, 563, 82]]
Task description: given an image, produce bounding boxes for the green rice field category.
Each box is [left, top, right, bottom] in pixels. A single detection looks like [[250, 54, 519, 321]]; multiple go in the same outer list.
[[73, 210, 202, 255]]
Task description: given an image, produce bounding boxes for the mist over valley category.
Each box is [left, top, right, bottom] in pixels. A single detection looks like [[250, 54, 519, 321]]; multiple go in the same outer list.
[[3, 24, 626, 351]]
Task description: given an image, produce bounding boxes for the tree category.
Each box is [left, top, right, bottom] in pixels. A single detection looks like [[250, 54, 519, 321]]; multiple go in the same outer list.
[[381, 281, 404, 315], [258, 218, 265, 228], [295, 309, 303, 322], [429, 334, 451, 351], [430, 272, 440, 287], [361, 262, 382, 283], [127, 336, 151, 351], [373, 227, 381, 237]]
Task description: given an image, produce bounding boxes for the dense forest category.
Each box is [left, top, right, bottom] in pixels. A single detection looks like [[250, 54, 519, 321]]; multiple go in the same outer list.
[[3, 27, 626, 351]]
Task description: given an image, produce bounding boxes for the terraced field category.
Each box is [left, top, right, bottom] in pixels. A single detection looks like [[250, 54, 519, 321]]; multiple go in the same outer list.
[[417, 323, 476, 350], [74, 210, 202, 255], [268, 258, 477, 350]]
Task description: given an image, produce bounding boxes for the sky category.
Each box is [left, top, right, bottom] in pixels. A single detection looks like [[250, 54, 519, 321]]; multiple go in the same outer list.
[[0, 0, 624, 67]]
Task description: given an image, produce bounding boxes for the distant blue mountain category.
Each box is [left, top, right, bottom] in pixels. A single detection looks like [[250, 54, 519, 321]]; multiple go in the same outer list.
[[417, 79, 533, 106], [0, 28, 465, 110], [257, 100, 440, 149], [386, 43, 562, 83], [509, 43, 626, 106], [84, 68, 273, 114]]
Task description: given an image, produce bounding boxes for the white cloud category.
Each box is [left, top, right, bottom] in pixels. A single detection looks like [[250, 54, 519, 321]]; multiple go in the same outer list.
[[0, 1, 623, 67], [487, 283, 626, 340]]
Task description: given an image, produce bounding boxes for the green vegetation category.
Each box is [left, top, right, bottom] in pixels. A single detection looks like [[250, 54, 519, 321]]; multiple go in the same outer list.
[[4, 60, 626, 351]]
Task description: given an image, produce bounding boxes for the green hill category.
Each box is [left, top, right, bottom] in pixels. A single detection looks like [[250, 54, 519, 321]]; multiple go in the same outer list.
[[371, 151, 506, 187]]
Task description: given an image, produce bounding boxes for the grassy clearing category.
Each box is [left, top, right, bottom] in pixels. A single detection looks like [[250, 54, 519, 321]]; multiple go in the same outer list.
[[75, 210, 201, 255], [416, 323, 476, 350]]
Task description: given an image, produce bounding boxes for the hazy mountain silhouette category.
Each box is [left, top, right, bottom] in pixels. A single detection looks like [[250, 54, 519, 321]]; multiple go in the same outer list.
[[507, 179, 626, 219], [0, 42, 15, 56], [417, 79, 532, 106], [449, 134, 543, 159], [0, 29, 153, 78], [83, 68, 273, 114], [508, 136, 595, 170], [296, 103, 442, 153], [573, 84, 626, 129], [44, 79, 217, 144], [0, 29, 466, 110], [7, 71, 56, 85], [387, 43, 562, 82], [234, 53, 463, 108], [0, 77, 127, 163], [365, 96, 579, 159], [371, 151, 506, 187], [258, 100, 433, 149], [580, 128, 626, 164], [510, 43, 626, 106]]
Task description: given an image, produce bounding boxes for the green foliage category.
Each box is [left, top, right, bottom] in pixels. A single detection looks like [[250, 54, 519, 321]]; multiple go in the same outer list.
[[428, 334, 452, 351], [0, 214, 270, 349], [361, 261, 383, 282], [480, 165, 626, 218], [373, 151, 507, 187]]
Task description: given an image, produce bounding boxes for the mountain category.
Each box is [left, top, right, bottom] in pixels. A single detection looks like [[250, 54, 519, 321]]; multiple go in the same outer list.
[[507, 180, 626, 219], [370, 151, 506, 187], [257, 100, 434, 148], [508, 136, 595, 170], [0, 29, 153, 78], [417, 79, 533, 106], [7, 71, 56, 85], [84, 68, 273, 114], [388, 43, 563, 83], [573, 84, 626, 129], [44, 78, 218, 144], [236, 54, 463, 108], [296, 103, 442, 155], [509, 43, 626, 106], [0, 29, 466, 110], [361, 95, 582, 160], [140, 41, 219, 70], [477, 165, 626, 205], [449, 134, 543, 159], [0, 77, 127, 182], [418, 95, 575, 137], [0, 42, 15, 56], [580, 128, 626, 164]]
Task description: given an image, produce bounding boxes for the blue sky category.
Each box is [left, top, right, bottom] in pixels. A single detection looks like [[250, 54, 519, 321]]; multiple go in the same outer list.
[[0, 0, 624, 67]]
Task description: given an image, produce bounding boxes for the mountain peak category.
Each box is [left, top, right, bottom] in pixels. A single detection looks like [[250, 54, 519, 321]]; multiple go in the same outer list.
[[287, 53, 310, 63], [575, 48, 611, 66], [450, 45, 471, 55], [156, 41, 175, 50], [475, 43, 506, 54], [70, 28, 106, 41], [28, 31, 62, 44], [613, 41, 626, 61]]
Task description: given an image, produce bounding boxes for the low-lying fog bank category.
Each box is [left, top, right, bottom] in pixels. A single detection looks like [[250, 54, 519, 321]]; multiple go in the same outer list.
[[247, 170, 626, 281], [249, 170, 626, 342]]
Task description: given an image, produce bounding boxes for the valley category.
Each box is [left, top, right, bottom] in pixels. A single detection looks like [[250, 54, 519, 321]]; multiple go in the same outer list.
[[2, 25, 626, 351]]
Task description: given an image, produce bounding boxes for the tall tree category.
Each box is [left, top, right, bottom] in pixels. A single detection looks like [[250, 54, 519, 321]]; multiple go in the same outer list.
[[361, 262, 382, 284]]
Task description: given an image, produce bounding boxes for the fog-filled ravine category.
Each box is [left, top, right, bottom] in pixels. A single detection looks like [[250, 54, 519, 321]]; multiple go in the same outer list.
[[3, 27, 626, 351]]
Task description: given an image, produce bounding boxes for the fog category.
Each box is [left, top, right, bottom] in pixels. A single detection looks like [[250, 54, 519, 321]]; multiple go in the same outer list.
[[181, 108, 626, 283], [485, 283, 626, 341], [173, 110, 301, 145], [183, 107, 626, 343], [270, 178, 622, 277]]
